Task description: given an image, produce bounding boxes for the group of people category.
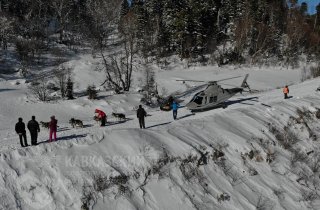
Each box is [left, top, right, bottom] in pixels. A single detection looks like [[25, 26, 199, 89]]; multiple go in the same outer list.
[[15, 115, 57, 147], [15, 101, 180, 147]]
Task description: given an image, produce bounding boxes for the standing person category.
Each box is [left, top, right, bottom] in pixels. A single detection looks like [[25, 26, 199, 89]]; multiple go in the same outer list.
[[137, 105, 147, 129], [49, 116, 58, 142], [95, 109, 107, 126], [283, 85, 289, 99], [171, 101, 180, 120], [27, 116, 40, 146], [15, 118, 28, 147]]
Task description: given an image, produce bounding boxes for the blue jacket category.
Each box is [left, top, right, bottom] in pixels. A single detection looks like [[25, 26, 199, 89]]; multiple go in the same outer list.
[[171, 102, 180, 111]]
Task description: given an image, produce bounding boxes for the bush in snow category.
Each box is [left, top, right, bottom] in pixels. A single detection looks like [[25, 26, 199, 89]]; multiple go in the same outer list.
[[315, 109, 320, 119], [268, 123, 299, 150], [87, 85, 98, 100], [290, 148, 309, 167], [81, 185, 96, 210], [217, 193, 230, 202], [92, 173, 130, 197], [255, 194, 275, 210]]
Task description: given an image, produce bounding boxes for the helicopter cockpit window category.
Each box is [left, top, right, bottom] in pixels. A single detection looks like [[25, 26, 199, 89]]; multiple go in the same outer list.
[[193, 96, 203, 105]]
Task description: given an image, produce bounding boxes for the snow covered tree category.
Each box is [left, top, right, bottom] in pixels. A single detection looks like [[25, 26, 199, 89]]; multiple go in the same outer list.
[[50, 0, 73, 42], [143, 67, 156, 98], [0, 14, 13, 50], [84, 0, 121, 50]]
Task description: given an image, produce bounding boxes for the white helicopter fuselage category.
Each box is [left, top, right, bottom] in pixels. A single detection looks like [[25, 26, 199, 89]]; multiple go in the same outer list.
[[186, 81, 246, 111]]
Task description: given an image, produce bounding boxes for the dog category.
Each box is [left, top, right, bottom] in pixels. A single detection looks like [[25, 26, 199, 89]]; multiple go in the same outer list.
[[40, 121, 50, 129], [93, 116, 100, 122], [112, 112, 126, 121], [69, 118, 84, 128]]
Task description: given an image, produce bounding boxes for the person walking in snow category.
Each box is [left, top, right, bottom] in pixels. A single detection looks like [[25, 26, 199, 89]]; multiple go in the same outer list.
[[137, 105, 147, 129], [49, 116, 58, 142], [27, 116, 40, 146], [95, 109, 107, 126], [15, 118, 29, 147], [171, 101, 180, 120], [283, 85, 289, 99]]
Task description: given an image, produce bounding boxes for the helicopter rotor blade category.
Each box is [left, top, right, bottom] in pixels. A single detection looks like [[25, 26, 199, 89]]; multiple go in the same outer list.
[[215, 75, 243, 82], [174, 83, 208, 99], [219, 83, 259, 93], [177, 75, 243, 84], [176, 79, 206, 83]]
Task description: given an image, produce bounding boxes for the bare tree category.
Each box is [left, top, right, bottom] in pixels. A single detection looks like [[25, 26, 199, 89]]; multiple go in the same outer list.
[[0, 14, 13, 50], [50, 0, 73, 42], [53, 65, 71, 98], [85, 0, 122, 50], [143, 66, 156, 98], [99, 11, 137, 92], [29, 79, 50, 101]]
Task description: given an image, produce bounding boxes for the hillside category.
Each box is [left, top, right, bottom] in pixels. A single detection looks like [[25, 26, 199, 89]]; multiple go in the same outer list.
[[1, 57, 320, 209]]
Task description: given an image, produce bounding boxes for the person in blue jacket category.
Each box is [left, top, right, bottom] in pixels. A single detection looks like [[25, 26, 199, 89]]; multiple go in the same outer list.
[[171, 101, 180, 120]]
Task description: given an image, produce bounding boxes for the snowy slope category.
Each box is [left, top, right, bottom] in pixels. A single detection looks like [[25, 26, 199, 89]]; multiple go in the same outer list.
[[1, 59, 320, 210]]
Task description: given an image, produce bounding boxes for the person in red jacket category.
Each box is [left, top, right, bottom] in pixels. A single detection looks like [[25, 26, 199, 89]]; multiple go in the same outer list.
[[95, 109, 106, 126], [49, 115, 58, 142], [283, 85, 289, 99]]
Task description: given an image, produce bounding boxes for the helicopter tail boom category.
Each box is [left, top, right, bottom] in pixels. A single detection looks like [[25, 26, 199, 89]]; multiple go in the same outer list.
[[241, 74, 250, 89]]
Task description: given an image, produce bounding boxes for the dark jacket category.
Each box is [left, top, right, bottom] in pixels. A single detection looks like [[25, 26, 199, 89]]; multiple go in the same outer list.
[[15, 122, 26, 134], [27, 120, 40, 133], [137, 108, 147, 119], [49, 119, 58, 132]]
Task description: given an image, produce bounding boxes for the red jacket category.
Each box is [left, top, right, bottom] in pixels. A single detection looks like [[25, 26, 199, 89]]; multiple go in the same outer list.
[[95, 109, 106, 118], [49, 119, 58, 132]]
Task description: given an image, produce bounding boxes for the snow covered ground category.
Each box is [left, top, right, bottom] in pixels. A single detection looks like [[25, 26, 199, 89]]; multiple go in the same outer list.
[[1, 54, 320, 210]]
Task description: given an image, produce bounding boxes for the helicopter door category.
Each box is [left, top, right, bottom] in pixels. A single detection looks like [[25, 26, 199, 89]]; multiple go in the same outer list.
[[193, 96, 203, 105], [209, 96, 217, 103]]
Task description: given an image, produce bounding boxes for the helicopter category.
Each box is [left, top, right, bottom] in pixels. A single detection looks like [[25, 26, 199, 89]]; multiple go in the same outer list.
[[160, 74, 251, 112]]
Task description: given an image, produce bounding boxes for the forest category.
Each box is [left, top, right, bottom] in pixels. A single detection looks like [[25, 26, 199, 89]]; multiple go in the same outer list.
[[0, 0, 320, 69]]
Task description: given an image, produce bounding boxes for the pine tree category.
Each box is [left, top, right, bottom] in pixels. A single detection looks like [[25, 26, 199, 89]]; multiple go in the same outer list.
[[120, 0, 129, 17], [66, 76, 74, 100], [300, 2, 308, 16]]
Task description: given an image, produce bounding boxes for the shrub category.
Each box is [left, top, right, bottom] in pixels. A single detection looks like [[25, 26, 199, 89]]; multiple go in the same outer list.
[[87, 85, 97, 99], [310, 64, 320, 78]]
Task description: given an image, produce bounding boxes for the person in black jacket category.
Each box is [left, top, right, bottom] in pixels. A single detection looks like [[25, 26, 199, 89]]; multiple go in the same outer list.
[[136, 105, 147, 129], [15, 118, 28, 147], [27, 116, 40, 145]]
